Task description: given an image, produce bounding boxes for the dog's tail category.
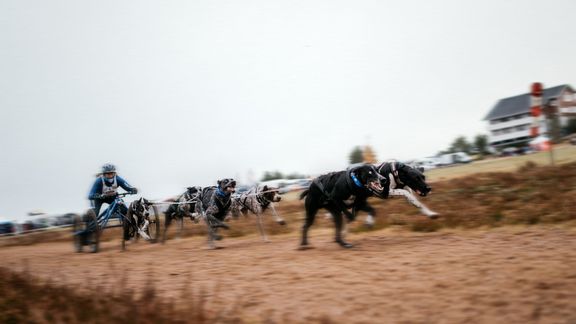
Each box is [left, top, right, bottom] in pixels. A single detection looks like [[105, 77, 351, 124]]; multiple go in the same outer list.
[[299, 189, 309, 200]]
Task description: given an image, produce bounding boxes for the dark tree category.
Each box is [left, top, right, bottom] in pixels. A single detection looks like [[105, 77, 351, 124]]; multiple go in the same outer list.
[[449, 136, 473, 154], [286, 173, 307, 179], [474, 134, 489, 155], [261, 171, 284, 181], [349, 146, 363, 164]]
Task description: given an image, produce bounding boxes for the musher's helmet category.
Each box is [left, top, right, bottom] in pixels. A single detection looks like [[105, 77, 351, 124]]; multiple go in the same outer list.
[[101, 163, 116, 174]]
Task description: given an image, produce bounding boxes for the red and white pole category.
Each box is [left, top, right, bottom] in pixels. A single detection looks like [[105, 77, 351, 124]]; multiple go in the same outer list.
[[530, 82, 543, 137]]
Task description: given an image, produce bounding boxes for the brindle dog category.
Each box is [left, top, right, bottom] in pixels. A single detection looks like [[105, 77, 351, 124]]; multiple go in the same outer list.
[[195, 178, 236, 249]]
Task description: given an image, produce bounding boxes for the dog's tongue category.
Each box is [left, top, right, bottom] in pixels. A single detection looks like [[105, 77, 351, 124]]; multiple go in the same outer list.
[[370, 181, 383, 192]]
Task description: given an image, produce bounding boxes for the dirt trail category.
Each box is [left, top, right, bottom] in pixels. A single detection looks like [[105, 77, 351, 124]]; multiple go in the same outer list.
[[2, 227, 576, 323]]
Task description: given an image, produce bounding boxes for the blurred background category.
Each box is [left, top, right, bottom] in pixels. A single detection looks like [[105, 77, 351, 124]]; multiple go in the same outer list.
[[2, 0, 576, 226], [2, 1, 576, 322]]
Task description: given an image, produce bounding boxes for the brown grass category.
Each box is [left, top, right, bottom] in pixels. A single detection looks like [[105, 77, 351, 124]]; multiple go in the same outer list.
[[4, 158, 576, 247], [425, 144, 576, 182], [0, 265, 244, 324]]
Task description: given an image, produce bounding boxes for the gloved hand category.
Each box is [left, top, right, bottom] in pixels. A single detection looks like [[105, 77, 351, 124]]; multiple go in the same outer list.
[[130, 188, 138, 194]]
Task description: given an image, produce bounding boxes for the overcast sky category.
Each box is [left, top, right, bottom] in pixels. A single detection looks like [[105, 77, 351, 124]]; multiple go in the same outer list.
[[2, 0, 576, 221]]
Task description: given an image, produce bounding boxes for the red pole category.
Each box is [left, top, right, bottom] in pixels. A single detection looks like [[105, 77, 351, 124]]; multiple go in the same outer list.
[[530, 82, 543, 137]]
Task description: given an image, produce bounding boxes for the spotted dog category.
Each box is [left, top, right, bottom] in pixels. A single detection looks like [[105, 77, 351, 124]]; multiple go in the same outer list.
[[195, 178, 236, 249], [162, 186, 202, 243], [362, 161, 438, 225], [299, 164, 386, 249], [124, 197, 158, 249], [230, 185, 284, 242]]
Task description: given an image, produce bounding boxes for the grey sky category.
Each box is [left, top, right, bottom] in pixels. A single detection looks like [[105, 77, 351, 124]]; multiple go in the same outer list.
[[1, 0, 576, 221]]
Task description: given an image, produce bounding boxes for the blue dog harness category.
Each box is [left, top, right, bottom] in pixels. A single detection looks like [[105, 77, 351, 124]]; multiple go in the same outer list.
[[216, 187, 226, 197], [350, 172, 364, 188]]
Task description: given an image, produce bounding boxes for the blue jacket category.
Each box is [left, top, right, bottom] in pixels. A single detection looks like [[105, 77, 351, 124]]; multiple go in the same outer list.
[[88, 176, 135, 200]]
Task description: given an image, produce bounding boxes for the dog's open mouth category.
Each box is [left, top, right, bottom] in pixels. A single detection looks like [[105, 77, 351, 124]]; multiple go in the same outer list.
[[368, 181, 384, 193]]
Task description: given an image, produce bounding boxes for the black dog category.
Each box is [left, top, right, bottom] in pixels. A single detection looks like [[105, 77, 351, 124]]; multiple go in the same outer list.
[[195, 178, 236, 249], [162, 186, 202, 243], [123, 197, 159, 250], [299, 164, 385, 249], [371, 161, 438, 222], [230, 185, 284, 242]]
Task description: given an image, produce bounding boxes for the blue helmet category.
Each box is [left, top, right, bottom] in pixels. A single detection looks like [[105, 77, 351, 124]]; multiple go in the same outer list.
[[101, 163, 116, 174]]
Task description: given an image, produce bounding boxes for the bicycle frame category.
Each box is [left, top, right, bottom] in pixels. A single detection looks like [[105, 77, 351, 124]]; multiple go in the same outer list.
[[97, 194, 129, 229], [74, 193, 132, 236]]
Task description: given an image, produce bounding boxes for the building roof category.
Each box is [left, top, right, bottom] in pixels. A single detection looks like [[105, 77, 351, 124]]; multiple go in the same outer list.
[[483, 85, 570, 120]]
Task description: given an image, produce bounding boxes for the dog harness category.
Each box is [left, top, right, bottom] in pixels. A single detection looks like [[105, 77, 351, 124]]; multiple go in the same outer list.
[[378, 161, 404, 189], [350, 172, 364, 188], [236, 188, 272, 214], [256, 193, 271, 207]]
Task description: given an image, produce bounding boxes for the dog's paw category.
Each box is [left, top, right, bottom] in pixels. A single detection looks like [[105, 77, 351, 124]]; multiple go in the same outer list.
[[336, 240, 354, 248], [364, 215, 375, 227], [427, 211, 440, 219]]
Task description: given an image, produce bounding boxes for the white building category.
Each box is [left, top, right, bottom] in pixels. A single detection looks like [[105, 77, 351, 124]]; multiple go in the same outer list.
[[484, 84, 576, 148]]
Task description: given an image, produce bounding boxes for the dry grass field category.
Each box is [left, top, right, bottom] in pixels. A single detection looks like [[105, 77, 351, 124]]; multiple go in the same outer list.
[[426, 144, 576, 182], [2, 149, 576, 323]]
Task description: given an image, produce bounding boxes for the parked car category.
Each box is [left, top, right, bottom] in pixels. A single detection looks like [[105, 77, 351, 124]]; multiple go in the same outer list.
[[0, 221, 16, 235], [233, 185, 250, 194], [260, 178, 311, 194], [411, 158, 439, 171], [436, 152, 472, 166], [21, 221, 35, 232], [55, 213, 76, 226]]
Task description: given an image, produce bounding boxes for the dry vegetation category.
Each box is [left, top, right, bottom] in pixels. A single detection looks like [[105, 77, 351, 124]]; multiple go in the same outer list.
[[0, 266, 245, 324], [2, 155, 576, 323], [163, 159, 576, 239], [3, 156, 576, 246], [348, 160, 576, 233], [426, 144, 576, 182]]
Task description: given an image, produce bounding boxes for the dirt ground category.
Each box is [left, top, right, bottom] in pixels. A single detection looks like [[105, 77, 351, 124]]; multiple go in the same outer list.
[[2, 226, 576, 323]]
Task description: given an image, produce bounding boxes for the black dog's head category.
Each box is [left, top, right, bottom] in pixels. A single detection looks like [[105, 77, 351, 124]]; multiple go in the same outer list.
[[396, 163, 432, 196], [261, 185, 281, 203], [185, 186, 201, 200], [350, 164, 385, 196], [132, 197, 152, 217], [217, 178, 236, 194]]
